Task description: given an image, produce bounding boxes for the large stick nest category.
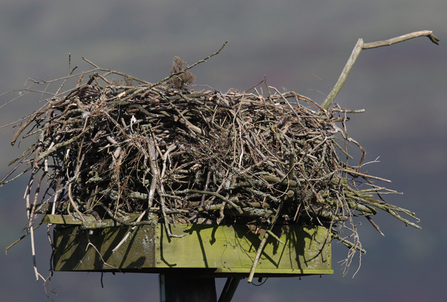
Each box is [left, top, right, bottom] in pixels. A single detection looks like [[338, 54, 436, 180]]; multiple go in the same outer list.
[[2, 53, 419, 257]]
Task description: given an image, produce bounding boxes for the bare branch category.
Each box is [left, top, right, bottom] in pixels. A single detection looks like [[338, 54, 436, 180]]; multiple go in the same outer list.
[[322, 30, 439, 110]]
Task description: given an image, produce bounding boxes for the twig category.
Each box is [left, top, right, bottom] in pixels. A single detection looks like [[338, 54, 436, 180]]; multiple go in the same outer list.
[[30, 218, 45, 281], [321, 38, 364, 110], [148, 41, 228, 89], [68, 183, 86, 222], [366, 215, 385, 236], [321, 30, 439, 109], [175, 189, 243, 214], [332, 232, 366, 254], [5, 223, 42, 254], [362, 30, 440, 49], [111, 208, 151, 252], [86, 241, 119, 269], [247, 203, 283, 283], [247, 231, 269, 283], [266, 229, 284, 245], [340, 168, 391, 183]]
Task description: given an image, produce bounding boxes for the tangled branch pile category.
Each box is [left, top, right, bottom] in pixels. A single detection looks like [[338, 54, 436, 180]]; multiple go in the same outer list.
[[2, 52, 419, 255]]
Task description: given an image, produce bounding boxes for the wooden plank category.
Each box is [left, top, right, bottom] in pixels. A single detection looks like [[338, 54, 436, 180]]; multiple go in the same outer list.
[[43, 214, 143, 228], [43, 214, 85, 225], [53, 225, 156, 271], [52, 224, 332, 276], [156, 224, 332, 275]]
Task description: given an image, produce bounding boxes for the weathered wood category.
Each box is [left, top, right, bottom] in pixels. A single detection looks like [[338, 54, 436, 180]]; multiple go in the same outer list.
[[51, 222, 333, 276], [321, 30, 439, 109]]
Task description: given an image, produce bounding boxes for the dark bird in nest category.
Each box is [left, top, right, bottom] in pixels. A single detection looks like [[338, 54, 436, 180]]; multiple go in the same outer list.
[[168, 56, 196, 90]]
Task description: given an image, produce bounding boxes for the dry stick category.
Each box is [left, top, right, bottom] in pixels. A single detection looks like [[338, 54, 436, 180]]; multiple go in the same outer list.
[[321, 30, 439, 110], [24, 67, 97, 86], [146, 134, 186, 238], [82, 57, 151, 85], [145, 130, 159, 208], [68, 183, 86, 222], [100, 41, 229, 107], [30, 223, 45, 282], [1, 146, 34, 183], [86, 241, 119, 269], [362, 30, 439, 49], [112, 210, 147, 252], [54, 54, 78, 96], [340, 168, 391, 183], [365, 215, 385, 236], [176, 189, 243, 214], [38, 132, 84, 159], [11, 111, 44, 146], [5, 223, 42, 254], [247, 232, 269, 283], [247, 203, 283, 283], [29, 173, 47, 281], [0, 87, 33, 111], [200, 170, 212, 207], [148, 41, 228, 90], [331, 232, 366, 254]]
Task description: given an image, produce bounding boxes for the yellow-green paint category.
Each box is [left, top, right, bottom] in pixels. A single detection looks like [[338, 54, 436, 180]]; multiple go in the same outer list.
[[50, 217, 332, 276]]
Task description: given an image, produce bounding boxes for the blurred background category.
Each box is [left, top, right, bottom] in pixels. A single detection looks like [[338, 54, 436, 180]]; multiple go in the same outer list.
[[0, 1, 445, 301]]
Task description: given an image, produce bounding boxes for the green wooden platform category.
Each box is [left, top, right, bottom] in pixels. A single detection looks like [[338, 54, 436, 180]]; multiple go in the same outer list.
[[46, 215, 332, 277]]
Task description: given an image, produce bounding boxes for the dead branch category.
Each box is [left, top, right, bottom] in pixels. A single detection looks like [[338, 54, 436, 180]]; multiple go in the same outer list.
[[321, 30, 439, 110]]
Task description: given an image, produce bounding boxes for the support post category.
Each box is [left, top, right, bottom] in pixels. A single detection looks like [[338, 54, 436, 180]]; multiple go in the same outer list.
[[160, 272, 217, 302]]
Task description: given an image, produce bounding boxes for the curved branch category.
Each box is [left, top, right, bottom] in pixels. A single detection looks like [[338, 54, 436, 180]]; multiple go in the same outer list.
[[321, 30, 439, 110], [363, 30, 439, 49]]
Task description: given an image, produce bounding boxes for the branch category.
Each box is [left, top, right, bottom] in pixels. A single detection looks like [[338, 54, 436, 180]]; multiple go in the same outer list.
[[149, 41, 228, 89], [321, 30, 439, 110], [363, 30, 440, 49], [321, 38, 364, 110]]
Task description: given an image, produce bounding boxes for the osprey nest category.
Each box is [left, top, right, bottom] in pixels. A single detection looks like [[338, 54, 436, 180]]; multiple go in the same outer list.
[[2, 49, 419, 257]]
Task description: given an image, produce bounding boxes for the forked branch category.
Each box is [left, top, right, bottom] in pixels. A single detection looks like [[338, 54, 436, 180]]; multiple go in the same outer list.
[[321, 30, 439, 110]]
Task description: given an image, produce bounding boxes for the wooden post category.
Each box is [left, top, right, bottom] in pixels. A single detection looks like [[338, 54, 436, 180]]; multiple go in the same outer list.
[[160, 272, 217, 302]]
